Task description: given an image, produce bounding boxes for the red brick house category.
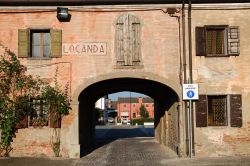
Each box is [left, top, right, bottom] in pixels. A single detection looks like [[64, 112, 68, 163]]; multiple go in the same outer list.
[[117, 97, 154, 123]]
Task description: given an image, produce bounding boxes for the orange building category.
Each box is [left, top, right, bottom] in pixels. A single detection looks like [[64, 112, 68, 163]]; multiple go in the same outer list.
[[117, 97, 154, 123]]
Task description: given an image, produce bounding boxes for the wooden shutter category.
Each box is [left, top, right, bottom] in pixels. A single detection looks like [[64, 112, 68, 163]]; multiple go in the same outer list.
[[15, 115, 28, 129], [50, 112, 61, 128], [195, 95, 208, 127], [51, 29, 62, 58], [115, 21, 125, 65], [195, 27, 206, 56], [124, 14, 131, 66], [131, 22, 141, 65], [18, 29, 29, 58], [129, 15, 141, 65], [230, 94, 242, 127], [228, 26, 240, 56]]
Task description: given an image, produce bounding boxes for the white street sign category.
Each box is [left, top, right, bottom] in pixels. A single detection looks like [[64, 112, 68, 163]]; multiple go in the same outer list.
[[183, 84, 199, 100]]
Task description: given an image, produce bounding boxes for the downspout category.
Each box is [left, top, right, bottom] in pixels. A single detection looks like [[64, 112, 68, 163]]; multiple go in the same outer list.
[[182, 0, 189, 157], [188, 1, 193, 83], [188, 0, 194, 156]]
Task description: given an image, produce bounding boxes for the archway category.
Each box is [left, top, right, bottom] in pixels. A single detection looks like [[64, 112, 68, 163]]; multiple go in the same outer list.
[[76, 74, 182, 156]]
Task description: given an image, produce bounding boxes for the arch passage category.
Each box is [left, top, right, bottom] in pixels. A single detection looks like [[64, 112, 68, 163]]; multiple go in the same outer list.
[[78, 78, 181, 156]]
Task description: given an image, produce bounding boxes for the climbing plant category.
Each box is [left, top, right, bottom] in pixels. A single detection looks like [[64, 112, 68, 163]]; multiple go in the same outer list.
[[0, 50, 42, 156], [41, 67, 71, 128], [0, 49, 71, 157]]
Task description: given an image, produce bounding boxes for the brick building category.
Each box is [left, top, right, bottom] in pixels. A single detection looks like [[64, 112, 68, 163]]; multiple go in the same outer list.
[[117, 97, 154, 123], [0, 0, 250, 159]]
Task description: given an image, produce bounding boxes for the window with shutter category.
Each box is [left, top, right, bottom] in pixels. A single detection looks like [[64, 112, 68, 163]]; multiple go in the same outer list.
[[51, 29, 62, 58], [207, 95, 227, 126], [195, 25, 240, 57], [228, 27, 240, 56], [206, 29, 225, 55], [195, 94, 242, 128], [230, 94, 242, 127], [195, 27, 206, 56], [115, 14, 141, 66], [18, 29, 62, 58], [195, 95, 208, 127], [29, 99, 49, 127], [18, 29, 29, 58], [31, 30, 50, 58]]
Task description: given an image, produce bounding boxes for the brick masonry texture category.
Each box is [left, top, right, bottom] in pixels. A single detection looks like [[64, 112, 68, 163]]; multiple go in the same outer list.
[[0, 4, 250, 158]]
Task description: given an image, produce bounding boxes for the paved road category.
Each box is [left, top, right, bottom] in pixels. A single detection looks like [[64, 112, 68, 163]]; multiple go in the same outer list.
[[74, 125, 250, 166], [74, 125, 178, 166], [1, 125, 250, 166]]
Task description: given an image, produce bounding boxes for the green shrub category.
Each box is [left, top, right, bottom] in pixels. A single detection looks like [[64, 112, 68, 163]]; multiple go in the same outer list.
[[131, 118, 154, 125]]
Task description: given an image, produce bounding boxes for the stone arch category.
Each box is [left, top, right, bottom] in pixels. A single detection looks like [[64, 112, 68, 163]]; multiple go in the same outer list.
[[68, 71, 184, 157], [72, 71, 181, 104]]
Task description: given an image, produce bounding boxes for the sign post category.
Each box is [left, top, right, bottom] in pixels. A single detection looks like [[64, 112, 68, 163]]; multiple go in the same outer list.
[[183, 84, 199, 158]]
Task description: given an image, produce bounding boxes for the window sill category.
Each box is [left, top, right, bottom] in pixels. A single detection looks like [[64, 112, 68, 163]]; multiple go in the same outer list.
[[29, 126, 49, 129], [27, 57, 52, 60], [114, 65, 144, 69], [204, 54, 229, 57], [197, 126, 233, 129]]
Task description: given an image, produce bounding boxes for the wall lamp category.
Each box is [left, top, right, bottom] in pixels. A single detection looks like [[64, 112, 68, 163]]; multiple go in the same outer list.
[[167, 8, 178, 15], [57, 7, 71, 22], [166, 8, 181, 19]]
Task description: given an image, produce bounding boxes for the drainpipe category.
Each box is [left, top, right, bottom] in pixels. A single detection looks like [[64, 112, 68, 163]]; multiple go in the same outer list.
[[182, 1, 190, 157], [188, 0, 193, 84], [188, 0, 194, 157], [182, 2, 187, 84]]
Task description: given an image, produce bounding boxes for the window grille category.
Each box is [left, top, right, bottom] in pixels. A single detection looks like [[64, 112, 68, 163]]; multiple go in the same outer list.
[[196, 25, 240, 57], [196, 94, 242, 128], [208, 96, 227, 126], [29, 99, 49, 127], [206, 29, 225, 55]]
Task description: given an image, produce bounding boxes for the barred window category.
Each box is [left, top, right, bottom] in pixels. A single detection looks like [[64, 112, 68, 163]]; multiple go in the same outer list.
[[196, 25, 240, 57], [206, 29, 225, 55], [29, 99, 49, 127], [208, 96, 227, 126], [196, 95, 242, 128]]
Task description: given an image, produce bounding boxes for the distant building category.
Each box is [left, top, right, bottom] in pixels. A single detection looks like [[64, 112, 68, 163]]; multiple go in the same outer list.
[[105, 99, 118, 122], [95, 97, 106, 110], [117, 97, 154, 123]]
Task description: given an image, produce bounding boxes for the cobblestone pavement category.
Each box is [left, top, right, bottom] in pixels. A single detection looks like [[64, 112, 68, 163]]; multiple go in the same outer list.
[[74, 125, 250, 166], [1, 125, 250, 166], [73, 125, 178, 166]]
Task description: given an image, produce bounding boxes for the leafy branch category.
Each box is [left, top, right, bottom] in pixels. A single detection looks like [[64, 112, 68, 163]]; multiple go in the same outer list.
[[0, 49, 71, 157]]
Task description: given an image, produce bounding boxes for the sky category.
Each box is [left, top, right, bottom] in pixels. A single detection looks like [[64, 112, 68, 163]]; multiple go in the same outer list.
[[108, 91, 148, 101]]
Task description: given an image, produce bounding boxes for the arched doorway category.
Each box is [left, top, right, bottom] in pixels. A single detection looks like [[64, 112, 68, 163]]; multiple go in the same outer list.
[[75, 74, 183, 157]]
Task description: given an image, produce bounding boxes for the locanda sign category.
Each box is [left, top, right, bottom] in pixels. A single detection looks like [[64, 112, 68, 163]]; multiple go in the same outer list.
[[62, 42, 107, 56]]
